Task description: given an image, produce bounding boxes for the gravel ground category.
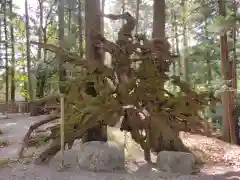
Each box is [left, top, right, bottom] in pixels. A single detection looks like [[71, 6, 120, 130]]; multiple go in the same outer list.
[[0, 114, 240, 180], [0, 162, 239, 180]]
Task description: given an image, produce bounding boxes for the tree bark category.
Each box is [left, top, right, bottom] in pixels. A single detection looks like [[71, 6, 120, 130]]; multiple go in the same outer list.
[[152, 0, 165, 39], [181, 0, 189, 82], [135, 0, 140, 34], [83, 0, 107, 143], [3, 0, 9, 107], [218, 0, 236, 144], [230, 2, 238, 144], [25, 0, 33, 100], [36, 0, 45, 99], [9, 0, 15, 102], [152, 0, 165, 97], [78, 0, 84, 57], [173, 12, 181, 77], [58, 0, 66, 93]]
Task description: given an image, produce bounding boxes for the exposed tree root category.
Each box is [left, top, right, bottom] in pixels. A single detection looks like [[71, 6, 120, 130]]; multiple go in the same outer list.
[[29, 94, 61, 116], [34, 127, 87, 164], [29, 94, 60, 106], [19, 112, 59, 158], [32, 11, 216, 164], [34, 139, 61, 165]]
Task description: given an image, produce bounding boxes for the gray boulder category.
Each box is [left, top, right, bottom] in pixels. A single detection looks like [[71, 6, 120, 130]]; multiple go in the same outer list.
[[78, 141, 125, 172], [49, 149, 79, 170], [156, 151, 195, 174]]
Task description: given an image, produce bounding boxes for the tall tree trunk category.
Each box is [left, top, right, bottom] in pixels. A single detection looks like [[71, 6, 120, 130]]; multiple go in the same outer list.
[[58, 0, 66, 93], [101, 0, 105, 60], [25, 0, 33, 100], [181, 0, 189, 82], [78, 0, 84, 57], [9, 0, 15, 102], [152, 0, 165, 38], [67, 3, 72, 37], [150, 0, 166, 162], [232, 27, 238, 143], [204, 15, 214, 119], [231, 1, 238, 144], [3, 0, 9, 106], [83, 0, 107, 143], [121, 0, 125, 25], [36, 0, 45, 99], [173, 11, 181, 77], [218, 0, 236, 144], [151, 0, 189, 159], [135, 0, 140, 34], [152, 0, 165, 96], [171, 10, 176, 92], [37, 0, 43, 63]]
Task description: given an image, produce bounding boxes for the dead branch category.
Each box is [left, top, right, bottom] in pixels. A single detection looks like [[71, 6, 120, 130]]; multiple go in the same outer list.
[[18, 112, 60, 158], [31, 42, 90, 67], [104, 12, 136, 42]]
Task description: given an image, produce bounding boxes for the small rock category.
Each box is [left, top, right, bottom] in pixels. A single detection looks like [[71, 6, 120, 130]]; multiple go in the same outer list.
[[156, 151, 195, 174], [78, 141, 125, 172]]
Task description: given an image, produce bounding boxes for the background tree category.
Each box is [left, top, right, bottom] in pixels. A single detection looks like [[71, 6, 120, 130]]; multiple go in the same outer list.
[[25, 0, 33, 100]]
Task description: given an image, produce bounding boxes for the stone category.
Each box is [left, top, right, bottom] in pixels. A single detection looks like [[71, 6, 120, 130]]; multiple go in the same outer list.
[[49, 149, 79, 170], [156, 151, 195, 174], [77, 141, 125, 172]]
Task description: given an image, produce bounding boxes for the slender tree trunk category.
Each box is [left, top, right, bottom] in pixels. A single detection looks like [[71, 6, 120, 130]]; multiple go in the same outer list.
[[173, 11, 181, 77], [232, 27, 238, 143], [152, 0, 165, 38], [3, 0, 9, 106], [25, 0, 33, 100], [171, 10, 176, 92], [67, 5, 72, 36], [218, 0, 236, 144], [78, 0, 84, 57], [152, 0, 165, 96], [9, 0, 15, 102], [36, 0, 44, 99], [58, 0, 66, 93], [121, 0, 125, 25], [37, 0, 43, 63], [135, 0, 140, 34], [181, 0, 189, 82], [83, 0, 107, 143], [231, 1, 238, 144], [101, 0, 105, 60]]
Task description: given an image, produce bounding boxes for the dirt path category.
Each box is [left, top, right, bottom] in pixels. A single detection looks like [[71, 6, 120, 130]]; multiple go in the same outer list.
[[0, 114, 240, 179]]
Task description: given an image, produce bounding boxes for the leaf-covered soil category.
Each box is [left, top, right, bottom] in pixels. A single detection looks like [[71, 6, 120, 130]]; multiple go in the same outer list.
[[0, 114, 240, 179]]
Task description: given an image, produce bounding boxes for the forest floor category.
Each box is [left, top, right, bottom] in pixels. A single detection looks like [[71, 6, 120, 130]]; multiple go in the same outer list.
[[0, 114, 240, 179]]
